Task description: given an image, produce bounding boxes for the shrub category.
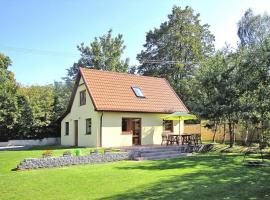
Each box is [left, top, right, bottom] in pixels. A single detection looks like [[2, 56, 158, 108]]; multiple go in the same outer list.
[[74, 149, 82, 156], [98, 148, 105, 155], [42, 150, 53, 158], [63, 150, 72, 157]]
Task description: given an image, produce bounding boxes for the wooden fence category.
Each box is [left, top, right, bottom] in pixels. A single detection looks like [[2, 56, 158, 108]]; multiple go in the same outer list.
[[184, 123, 260, 143]]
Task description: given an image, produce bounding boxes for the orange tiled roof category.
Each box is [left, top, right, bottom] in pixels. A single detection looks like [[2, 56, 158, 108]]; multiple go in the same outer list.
[[80, 68, 188, 113]]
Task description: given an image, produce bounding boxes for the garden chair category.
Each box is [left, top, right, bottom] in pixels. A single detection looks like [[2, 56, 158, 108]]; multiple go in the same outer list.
[[192, 134, 202, 146], [161, 131, 171, 145]]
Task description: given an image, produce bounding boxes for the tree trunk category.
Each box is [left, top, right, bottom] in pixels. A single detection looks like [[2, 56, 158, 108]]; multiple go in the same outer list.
[[212, 122, 217, 143], [228, 121, 234, 148], [233, 123, 236, 144], [221, 123, 226, 144], [244, 122, 249, 146]]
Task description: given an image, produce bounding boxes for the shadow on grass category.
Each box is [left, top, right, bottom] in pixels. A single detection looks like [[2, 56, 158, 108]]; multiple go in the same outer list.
[[118, 154, 240, 171], [101, 155, 270, 200]]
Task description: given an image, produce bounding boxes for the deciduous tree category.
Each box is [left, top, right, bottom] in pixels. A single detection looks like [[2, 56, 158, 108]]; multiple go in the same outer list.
[[67, 29, 129, 80], [137, 6, 215, 107]]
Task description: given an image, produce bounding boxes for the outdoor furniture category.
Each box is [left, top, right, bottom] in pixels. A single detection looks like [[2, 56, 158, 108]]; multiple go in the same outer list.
[[162, 133, 201, 146], [161, 132, 169, 145], [191, 134, 202, 146], [167, 134, 180, 145], [161, 133, 182, 145], [180, 134, 193, 145], [161, 112, 197, 146]]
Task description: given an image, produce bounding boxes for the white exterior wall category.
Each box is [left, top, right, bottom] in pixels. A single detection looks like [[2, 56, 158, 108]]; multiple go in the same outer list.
[[61, 77, 100, 147], [101, 112, 184, 147]]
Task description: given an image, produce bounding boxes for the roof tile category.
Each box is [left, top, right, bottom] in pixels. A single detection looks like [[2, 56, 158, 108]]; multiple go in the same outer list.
[[80, 68, 189, 113]]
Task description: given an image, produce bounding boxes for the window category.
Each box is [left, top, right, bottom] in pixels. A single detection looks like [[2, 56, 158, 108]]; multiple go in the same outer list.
[[132, 87, 145, 98], [65, 122, 69, 135], [164, 120, 173, 132], [86, 118, 91, 135], [80, 90, 86, 106], [122, 118, 130, 132]]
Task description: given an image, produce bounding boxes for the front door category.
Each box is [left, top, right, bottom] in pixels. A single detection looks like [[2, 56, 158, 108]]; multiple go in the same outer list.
[[74, 120, 78, 146], [131, 118, 141, 145]]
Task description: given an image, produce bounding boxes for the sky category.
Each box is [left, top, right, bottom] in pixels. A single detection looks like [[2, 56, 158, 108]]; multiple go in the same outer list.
[[1, 0, 270, 85]]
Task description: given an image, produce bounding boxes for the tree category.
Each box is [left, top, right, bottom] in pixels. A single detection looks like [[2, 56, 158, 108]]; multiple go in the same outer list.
[[237, 8, 270, 48], [16, 94, 34, 139], [0, 53, 19, 141], [237, 38, 270, 143], [192, 47, 243, 147], [52, 81, 71, 121], [0, 53, 67, 140], [66, 29, 129, 80], [0, 53, 11, 69], [17, 85, 55, 138], [137, 6, 215, 107]]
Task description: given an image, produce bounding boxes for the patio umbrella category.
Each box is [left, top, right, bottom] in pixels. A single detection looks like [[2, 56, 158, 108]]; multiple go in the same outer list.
[[162, 112, 197, 135]]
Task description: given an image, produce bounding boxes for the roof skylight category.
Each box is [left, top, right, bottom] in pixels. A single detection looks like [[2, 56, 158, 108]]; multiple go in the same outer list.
[[132, 87, 145, 98]]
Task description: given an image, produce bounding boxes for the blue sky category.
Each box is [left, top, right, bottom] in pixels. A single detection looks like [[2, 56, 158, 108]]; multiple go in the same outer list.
[[1, 0, 270, 85]]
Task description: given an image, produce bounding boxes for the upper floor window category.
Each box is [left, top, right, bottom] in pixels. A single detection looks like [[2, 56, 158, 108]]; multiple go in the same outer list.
[[132, 87, 145, 98], [65, 122, 69, 135], [80, 90, 86, 106]]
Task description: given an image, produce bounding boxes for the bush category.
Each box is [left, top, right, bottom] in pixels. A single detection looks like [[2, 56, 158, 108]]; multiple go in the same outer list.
[[42, 150, 53, 158], [74, 149, 82, 156], [63, 150, 72, 157], [98, 148, 105, 155]]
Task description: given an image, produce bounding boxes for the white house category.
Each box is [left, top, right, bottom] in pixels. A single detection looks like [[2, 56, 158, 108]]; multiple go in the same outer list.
[[61, 68, 188, 147]]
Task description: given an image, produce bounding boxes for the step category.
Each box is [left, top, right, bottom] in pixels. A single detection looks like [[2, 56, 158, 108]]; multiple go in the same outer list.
[[140, 150, 181, 157], [130, 147, 184, 153], [122, 146, 186, 152], [139, 148, 187, 154], [135, 153, 192, 161]]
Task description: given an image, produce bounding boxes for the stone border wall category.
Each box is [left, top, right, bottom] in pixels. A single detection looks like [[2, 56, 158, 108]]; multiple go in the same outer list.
[[0, 137, 60, 147], [17, 152, 131, 170]]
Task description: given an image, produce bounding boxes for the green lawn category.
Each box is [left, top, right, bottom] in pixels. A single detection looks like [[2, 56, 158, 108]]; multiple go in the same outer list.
[[0, 146, 270, 200]]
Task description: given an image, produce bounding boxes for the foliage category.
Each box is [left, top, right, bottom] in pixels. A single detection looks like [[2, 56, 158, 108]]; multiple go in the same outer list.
[[190, 9, 270, 147], [18, 85, 54, 128], [0, 53, 11, 69], [42, 150, 53, 158], [0, 54, 19, 141], [0, 52, 70, 141], [98, 148, 105, 155], [51, 81, 71, 121], [74, 149, 82, 156], [15, 85, 57, 139], [237, 8, 270, 48], [66, 29, 129, 80], [237, 38, 270, 138], [136, 6, 215, 107], [192, 48, 243, 146]]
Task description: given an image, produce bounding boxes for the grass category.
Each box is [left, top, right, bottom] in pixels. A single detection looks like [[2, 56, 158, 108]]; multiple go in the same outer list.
[[0, 146, 270, 200]]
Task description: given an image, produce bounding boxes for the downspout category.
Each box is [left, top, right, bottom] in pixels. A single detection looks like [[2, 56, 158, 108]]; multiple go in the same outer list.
[[99, 112, 104, 147]]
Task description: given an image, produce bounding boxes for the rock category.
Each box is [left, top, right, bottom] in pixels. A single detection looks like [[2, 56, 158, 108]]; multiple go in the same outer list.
[[17, 152, 131, 170]]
